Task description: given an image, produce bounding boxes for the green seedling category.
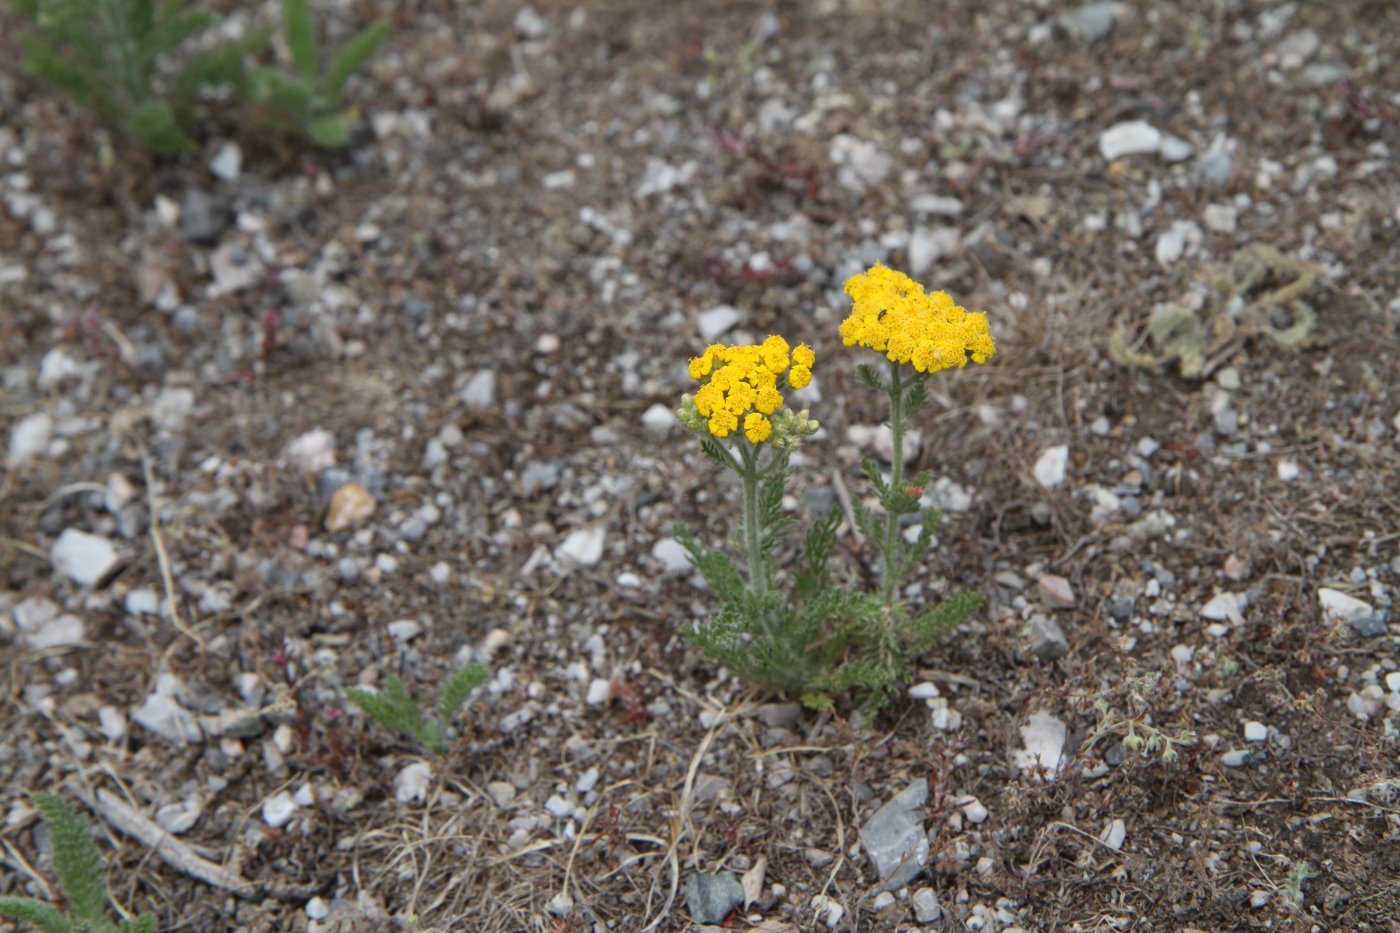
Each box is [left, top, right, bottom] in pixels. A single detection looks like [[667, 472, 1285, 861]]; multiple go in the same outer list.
[[247, 0, 389, 147], [13, 0, 259, 154], [0, 792, 158, 933], [346, 664, 488, 756]]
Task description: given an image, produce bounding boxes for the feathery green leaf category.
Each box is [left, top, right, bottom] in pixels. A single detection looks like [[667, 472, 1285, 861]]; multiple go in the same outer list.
[[30, 794, 107, 928], [323, 19, 389, 106]]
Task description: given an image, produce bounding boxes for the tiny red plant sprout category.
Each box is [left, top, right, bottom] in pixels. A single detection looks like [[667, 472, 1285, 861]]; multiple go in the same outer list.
[[905, 486, 923, 498], [610, 680, 652, 726], [259, 308, 281, 358]]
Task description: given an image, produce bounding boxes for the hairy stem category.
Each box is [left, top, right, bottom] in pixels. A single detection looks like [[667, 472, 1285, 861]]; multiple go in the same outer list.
[[739, 444, 768, 596], [881, 359, 905, 604]]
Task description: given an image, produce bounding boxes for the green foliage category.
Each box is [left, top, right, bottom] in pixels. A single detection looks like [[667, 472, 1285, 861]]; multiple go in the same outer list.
[[12, 0, 251, 154], [0, 793, 158, 933], [347, 664, 487, 756], [677, 354, 986, 721], [247, 0, 389, 147]]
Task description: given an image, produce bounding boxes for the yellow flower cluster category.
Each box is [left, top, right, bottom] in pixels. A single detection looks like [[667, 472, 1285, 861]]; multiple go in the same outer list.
[[688, 335, 815, 442], [840, 264, 995, 373]]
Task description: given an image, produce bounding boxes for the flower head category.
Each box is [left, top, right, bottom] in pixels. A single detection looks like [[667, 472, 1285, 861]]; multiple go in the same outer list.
[[681, 336, 816, 443], [841, 264, 995, 373]]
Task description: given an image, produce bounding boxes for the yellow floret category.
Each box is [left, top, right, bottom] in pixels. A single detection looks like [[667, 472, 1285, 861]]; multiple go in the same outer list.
[[709, 409, 738, 438], [841, 263, 995, 373], [788, 365, 812, 389], [792, 344, 815, 368], [761, 334, 790, 373], [744, 412, 772, 444]]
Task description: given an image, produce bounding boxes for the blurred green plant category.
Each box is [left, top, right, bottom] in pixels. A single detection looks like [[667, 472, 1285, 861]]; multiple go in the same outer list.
[[246, 0, 389, 147], [12, 0, 260, 154], [346, 664, 487, 756], [0, 792, 157, 933]]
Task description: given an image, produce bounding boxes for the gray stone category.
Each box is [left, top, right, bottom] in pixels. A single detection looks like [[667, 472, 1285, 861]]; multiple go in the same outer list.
[[651, 537, 692, 575], [181, 188, 228, 243], [1023, 615, 1069, 661], [132, 694, 203, 744], [459, 370, 497, 410], [1059, 2, 1120, 43], [697, 305, 742, 342], [860, 779, 929, 890], [753, 702, 802, 729], [1319, 588, 1387, 637], [1099, 120, 1161, 160], [685, 871, 743, 924], [7, 411, 52, 468], [907, 227, 961, 277], [911, 887, 943, 923], [51, 529, 122, 587], [519, 461, 559, 494], [557, 526, 606, 568], [641, 403, 676, 436]]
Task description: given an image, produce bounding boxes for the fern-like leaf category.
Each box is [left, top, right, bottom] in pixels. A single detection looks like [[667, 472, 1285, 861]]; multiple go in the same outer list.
[[435, 664, 488, 725], [906, 590, 985, 656], [903, 377, 930, 417], [30, 794, 107, 929], [280, 0, 319, 81], [794, 508, 841, 599], [895, 508, 942, 582], [855, 363, 888, 392], [347, 678, 429, 747], [323, 19, 389, 107], [0, 898, 77, 933], [306, 113, 349, 147]]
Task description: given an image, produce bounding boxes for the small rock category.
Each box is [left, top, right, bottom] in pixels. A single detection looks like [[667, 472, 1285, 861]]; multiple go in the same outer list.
[[908, 227, 961, 277], [697, 305, 742, 341], [871, 891, 896, 913], [641, 403, 676, 436], [754, 702, 802, 729], [181, 188, 228, 243], [97, 706, 127, 741], [557, 526, 606, 568], [1201, 591, 1248, 625], [1319, 588, 1386, 637], [809, 895, 845, 928], [1198, 134, 1235, 185], [585, 678, 612, 706], [7, 411, 53, 468], [1099, 818, 1126, 850], [51, 529, 122, 587], [1249, 889, 1271, 909], [1347, 686, 1384, 719], [911, 887, 942, 923], [1221, 749, 1252, 768], [909, 682, 941, 700], [486, 781, 516, 807], [132, 693, 203, 744], [25, 613, 85, 649], [208, 142, 242, 183], [860, 779, 929, 890], [460, 370, 497, 410], [387, 619, 423, 642], [395, 762, 432, 804], [1037, 574, 1075, 609], [263, 791, 298, 828], [1203, 203, 1238, 233], [325, 483, 376, 533], [1224, 554, 1250, 581], [306, 897, 330, 921], [1013, 712, 1067, 777], [284, 429, 337, 473], [1099, 120, 1161, 160], [1023, 615, 1070, 662], [1059, 1, 1121, 42], [685, 871, 743, 924], [518, 461, 559, 494], [1243, 721, 1269, 742], [1033, 445, 1069, 488], [651, 537, 692, 575], [1159, 134, 1194, 162], [956, 795, 988, 823]]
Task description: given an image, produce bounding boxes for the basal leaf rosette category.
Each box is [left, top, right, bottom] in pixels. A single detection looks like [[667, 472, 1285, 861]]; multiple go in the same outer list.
[[841, 263, 996, 373], [677, 335, 817, 450]]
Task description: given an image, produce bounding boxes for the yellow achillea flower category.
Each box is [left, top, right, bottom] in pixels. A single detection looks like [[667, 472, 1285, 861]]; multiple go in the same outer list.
[[841, 264, 995, 373], [688, 336, 815, 441]]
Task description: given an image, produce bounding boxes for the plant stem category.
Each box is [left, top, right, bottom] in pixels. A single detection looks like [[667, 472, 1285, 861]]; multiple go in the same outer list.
[[739, 444, 768, 596], [881, 359, 905, 605]]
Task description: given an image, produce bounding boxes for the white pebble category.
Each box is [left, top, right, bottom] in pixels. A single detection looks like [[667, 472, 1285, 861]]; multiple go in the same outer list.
[[50, 529, 122, 587], [585, 678, 612, 707], [1277, 459, 1301, 481], [6, 411, 53, 468], [697, 305, 742, 341], [1099, 818, 1126, 850], [651, 537, 693, 574], [640, 403, 675, 436], [263, 791, 298, 828], [1032, 445, 1069, 488], [1243, 721, 1269, 742], [395, 762, 432, 804], [957, 795, 989, 823], [306, 897, 330, 921], [1099, 120, 1162, 160], [557, 526, 606, 568]]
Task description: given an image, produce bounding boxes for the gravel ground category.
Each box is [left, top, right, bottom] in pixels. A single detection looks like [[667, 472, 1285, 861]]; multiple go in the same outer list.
[[3, 1, 1399, 930]]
